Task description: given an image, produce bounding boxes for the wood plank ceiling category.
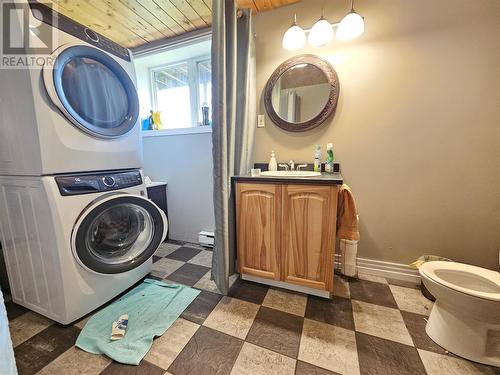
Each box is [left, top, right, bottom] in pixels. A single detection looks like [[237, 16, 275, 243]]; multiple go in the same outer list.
[[237, 0, 300, 13], [45, 0, 300, 49]]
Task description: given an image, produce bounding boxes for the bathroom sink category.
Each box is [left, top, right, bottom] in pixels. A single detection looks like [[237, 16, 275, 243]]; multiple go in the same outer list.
[[260, 170, 322, 177]]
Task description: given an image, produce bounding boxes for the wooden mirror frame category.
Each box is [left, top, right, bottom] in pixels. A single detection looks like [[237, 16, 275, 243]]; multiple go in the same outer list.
[[264, 54, 340, 132]]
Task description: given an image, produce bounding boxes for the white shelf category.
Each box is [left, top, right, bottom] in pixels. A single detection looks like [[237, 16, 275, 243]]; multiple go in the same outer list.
[[142, 126, 212, 138]]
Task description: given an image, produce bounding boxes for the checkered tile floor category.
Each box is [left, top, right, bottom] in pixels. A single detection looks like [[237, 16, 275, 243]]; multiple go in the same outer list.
[[4, 241, 500, 375]]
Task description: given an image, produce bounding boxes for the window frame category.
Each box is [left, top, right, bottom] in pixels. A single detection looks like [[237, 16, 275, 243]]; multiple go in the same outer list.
[[149, 54, 211, 132]]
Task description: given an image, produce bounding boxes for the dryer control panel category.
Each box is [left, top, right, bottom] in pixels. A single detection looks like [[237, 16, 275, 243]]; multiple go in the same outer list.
[[56, 170, 142, 196], [29, 1, 131, 62]]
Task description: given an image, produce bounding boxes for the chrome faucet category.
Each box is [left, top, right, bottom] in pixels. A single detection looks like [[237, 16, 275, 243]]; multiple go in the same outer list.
[[278, 160, 308, 172]]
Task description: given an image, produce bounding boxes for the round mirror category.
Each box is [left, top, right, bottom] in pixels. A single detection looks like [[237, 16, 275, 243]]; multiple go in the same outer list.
[[264, 55, 339, 132]]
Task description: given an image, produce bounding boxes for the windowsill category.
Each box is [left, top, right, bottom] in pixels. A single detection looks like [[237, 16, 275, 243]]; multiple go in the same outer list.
[[142, 126, 212, 137]]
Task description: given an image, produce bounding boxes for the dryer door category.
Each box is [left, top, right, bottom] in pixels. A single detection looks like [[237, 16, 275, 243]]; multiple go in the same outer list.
[[43, 45, 139, 139], [72, 194, 167, 274]]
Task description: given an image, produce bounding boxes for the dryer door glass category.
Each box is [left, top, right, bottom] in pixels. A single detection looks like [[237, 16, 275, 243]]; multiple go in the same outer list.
[[52, 46, 139, 138], [74, 196, 165, 274]]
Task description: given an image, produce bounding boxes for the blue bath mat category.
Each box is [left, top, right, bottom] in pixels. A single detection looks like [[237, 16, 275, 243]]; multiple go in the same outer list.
[[76, 278, 199, 365]]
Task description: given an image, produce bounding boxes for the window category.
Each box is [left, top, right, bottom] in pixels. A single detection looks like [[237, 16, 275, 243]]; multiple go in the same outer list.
[[151, 56, 211, 130]]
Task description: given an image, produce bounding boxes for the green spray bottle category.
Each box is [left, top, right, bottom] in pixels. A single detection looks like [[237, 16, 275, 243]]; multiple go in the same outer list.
[[325, 143, 334, 173]]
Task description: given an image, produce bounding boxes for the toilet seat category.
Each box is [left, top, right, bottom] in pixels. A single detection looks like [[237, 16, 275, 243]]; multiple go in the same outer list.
[[420, 261, 500, 302]]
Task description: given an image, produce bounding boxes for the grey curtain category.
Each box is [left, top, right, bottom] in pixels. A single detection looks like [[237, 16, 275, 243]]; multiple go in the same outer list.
[[211, 1, 256, 294]]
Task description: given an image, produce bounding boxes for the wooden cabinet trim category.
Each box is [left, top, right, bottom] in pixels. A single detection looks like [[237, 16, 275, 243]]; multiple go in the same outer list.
[[241, 267, 276, 279], [285, 275, 326, 289], [325, 185, 339, 291], [236, 183, 281, 281]]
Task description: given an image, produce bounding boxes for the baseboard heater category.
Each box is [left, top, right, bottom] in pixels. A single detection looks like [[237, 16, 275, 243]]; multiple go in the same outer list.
[[198, 231, 214, 248]]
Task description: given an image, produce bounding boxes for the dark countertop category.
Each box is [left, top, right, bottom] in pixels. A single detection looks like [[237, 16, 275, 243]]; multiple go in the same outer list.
[[232, 172, 343, 185]]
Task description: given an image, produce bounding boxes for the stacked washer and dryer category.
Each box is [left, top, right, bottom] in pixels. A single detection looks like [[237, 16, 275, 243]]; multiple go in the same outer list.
[[0, 2, 167, 324]]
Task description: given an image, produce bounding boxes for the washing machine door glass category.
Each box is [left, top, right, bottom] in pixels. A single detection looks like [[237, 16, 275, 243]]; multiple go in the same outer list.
[[51, 45, 139, 138], [74, 196, 166, 274]]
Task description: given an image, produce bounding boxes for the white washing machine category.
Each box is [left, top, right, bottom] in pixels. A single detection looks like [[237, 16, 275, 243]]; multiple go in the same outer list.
[[0, 170, 167, 324], [0, 1, 142, 176]]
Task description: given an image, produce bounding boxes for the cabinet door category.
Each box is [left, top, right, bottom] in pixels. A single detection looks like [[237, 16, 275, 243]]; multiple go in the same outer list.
[[236, 183, 281, 280], [282, 185, 338, 291]]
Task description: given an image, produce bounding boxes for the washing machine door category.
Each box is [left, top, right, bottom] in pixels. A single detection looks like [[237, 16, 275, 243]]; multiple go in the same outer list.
[[72, 194, 167, 274], [43, 44, 139, 139]]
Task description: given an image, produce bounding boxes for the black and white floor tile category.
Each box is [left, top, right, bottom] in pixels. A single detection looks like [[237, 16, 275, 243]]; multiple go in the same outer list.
[[4, 240, 500, 375]]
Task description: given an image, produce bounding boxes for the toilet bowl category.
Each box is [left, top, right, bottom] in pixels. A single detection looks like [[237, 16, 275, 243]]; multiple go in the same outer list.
[[419, 261, 500, 366]]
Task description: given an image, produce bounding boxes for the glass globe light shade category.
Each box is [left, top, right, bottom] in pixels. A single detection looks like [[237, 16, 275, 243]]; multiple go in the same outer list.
[[282, 24, 306, 51], [308, 18, 334, 47], [336, 11, 364, 40]]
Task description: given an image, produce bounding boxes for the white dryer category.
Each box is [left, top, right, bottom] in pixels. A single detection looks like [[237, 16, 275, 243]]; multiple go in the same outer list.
[[0, 1, 142, 176], [0, 170, 167, 324]]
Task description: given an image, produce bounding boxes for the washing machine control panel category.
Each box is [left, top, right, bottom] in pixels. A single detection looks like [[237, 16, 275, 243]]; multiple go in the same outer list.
[[102, 176, 116, 187], [29, 2, 131, 62], [56, 171, 143, 196]]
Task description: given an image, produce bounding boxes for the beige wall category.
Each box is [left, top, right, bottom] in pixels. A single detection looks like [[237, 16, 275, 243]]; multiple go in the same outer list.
[[253, 0, 500, 269]]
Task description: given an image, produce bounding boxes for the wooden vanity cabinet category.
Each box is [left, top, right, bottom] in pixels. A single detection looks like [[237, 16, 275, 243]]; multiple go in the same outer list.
[[236, 182, 339, 295]]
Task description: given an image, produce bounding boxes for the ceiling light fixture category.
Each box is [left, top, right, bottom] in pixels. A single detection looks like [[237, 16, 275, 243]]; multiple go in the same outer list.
[[281, 0, 365, 50], [308, 9, 334, 47], [336, 0, 365, 40], [282, 14, 306, 51]]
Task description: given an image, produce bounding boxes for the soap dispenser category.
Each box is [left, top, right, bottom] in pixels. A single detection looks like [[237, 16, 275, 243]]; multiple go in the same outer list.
[[269, 151, 278, 171]]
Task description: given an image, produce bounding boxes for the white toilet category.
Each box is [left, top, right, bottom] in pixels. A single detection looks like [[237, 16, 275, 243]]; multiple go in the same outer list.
[[420, 261, 500, 366]]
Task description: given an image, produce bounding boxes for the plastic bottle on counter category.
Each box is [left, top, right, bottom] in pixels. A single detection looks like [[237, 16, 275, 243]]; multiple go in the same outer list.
[[325, 143, 334, 173], [313, 145, 322, 172]]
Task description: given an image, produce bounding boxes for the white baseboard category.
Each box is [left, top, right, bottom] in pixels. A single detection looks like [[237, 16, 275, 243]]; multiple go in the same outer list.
[[335, 254, 420, 284]]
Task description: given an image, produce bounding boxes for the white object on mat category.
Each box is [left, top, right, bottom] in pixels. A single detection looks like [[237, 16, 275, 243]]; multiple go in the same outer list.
[[340, 239, 359, 277], [111, 314, 129, 341]]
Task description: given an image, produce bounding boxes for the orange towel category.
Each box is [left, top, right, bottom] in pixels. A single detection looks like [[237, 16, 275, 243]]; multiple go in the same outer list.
[[337, 184, 359, 241]]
